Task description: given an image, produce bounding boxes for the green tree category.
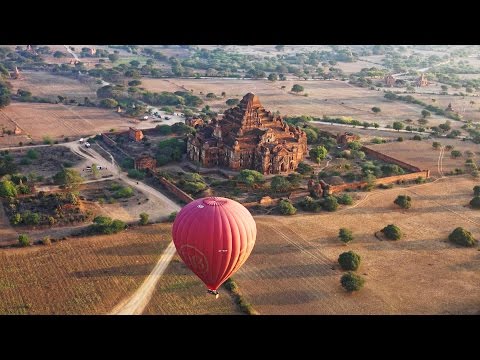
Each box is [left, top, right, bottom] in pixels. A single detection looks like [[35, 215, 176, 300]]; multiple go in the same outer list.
[[53, 168, 84, 189], [339, 228, 354, 244], [108, 54, 119, 62], [473, 185, 480, 197], [394, 195, 412, 209], [129, 60, 140, 68], [441, 85, 448, 92], [226, 98, 239, 107], [279, 199, 296, 215], [348, 141, 362, 151], [304, 128, 318, 143], [322, 196, 338, 212], [18, 234, 30, 247], [237, 170, 264, 187], [421, 109, 431, 118], [338, 251, 361, 271], [128, 80, 142, 86], [432, 142, 441, 149], [271, 176, 291, 193], [309, 146, 328, 163], [371, 107, 381, 113], [448, 227, 477, 247], [451, 150, 462, 158], [469, 196, 480, 209], [336, 193, 353, 205], [168, 211, 178, 222], [139, 212, 149, 225], [393, 122, 404, 131], [0, 180, 17, 197], [26, 149, 39, 160], [91, 163, 99, 179], [291, 84, 304, 93], [297, 162, 313, 175], [267, 73, 278, 82], [381, 224, 402, 240], [0, 81, 11, 108], [340, 272, 365, 292], [99, 98, 118, 109]]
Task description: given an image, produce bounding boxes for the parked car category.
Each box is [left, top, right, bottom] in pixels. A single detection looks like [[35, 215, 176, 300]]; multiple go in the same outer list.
[[85, 142, 91, 148]]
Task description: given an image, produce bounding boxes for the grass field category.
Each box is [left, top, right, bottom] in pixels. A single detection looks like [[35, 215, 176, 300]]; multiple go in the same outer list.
[[0, 102, 133, 143], [234, 175, 480, 314], [0, 224, 171, 314]]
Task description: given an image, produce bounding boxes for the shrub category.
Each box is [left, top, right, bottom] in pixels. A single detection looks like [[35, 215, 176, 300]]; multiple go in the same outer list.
[[139, 212, 149, 225], [448, 227, 478, 247], [394, 195, 412, 209], [340, 272, 365, 292], [279, 200, 296, 215], [381, 224, 402, 240], [339, 228, 354, 244], [41, 236, 52, 246], [322, 196, 338, 212], [18, 234, 30, 247], [412, 135, 422, 141], [26, 149, 39, 160], [128, 169, 146, 180], [113, 186, 134, 198], [270, 176, 291, 193], [415, 177, 426, 184], [299, 196, 322, 212], [336, 193, 353, 205], [338, 251, 361, 271], [90, 216, 126, 235], [469, 196, 480, 209], [397, 137, 404, 142], [297, 162, 313, 175], [168, 211, 178, 222]]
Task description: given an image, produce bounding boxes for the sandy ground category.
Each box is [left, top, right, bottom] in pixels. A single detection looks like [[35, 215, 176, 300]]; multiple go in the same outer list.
[[234, 175, 480, 314]]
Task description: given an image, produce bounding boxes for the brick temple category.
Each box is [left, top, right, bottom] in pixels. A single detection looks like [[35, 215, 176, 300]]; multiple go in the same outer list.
[[187, 93, 307, 174]]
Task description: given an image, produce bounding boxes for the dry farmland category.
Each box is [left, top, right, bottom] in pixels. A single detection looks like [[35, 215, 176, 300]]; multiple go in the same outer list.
[[0, 102, 134, 143], [233, 175, 480, 314], [141, 78, 453, 128], [412, 93, 480, 123], [10, 71, 100, 101], [369, 138, 480, 177], [0, 224, 171, 314], [143, 255, 242, 315]]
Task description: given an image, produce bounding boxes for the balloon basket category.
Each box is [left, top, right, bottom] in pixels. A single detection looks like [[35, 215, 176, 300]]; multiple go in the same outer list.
[[207, 289, 219, 299]]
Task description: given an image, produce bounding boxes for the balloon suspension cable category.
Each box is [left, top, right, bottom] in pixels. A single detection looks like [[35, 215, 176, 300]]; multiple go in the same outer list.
[[207, 289, 219, 299]]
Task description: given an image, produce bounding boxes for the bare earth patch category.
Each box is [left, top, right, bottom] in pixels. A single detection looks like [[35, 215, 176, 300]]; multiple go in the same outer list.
[[0, 102, 134, 142]]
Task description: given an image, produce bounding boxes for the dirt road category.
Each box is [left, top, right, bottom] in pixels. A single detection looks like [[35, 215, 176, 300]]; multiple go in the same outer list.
[[62, 141, 182, 315], [109, 241, 177, 315]]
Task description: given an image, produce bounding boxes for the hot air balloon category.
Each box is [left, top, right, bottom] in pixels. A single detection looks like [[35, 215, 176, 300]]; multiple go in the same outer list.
[[172, 196, 256, 298]]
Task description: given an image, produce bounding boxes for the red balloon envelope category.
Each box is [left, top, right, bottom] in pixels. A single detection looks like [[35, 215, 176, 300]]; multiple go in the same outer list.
[[172, 196, 256, 295]]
